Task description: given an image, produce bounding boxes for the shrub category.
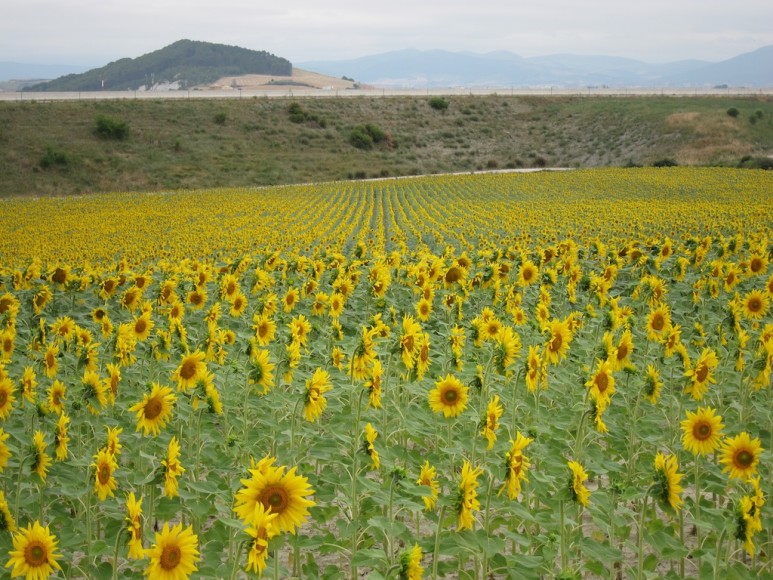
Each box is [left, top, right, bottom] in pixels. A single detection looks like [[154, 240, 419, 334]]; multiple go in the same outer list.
[[214, 112, 227, 125], [94, 115, 129, 140], [429, 97, 449, 111], [39, 146, 69, 169], [653, 158, 678, 167], [726, 107, 740, 118], [349, 124, 393, 150]]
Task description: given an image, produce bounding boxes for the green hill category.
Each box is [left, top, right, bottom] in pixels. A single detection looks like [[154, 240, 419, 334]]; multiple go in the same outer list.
[[27, 40, 292, 91]]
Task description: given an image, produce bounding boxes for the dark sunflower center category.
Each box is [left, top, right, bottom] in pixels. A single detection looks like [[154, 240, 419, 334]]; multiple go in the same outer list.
[[160, 544, 181, 570], [694, 422, 711, 441], [595, 373, 609, 393], [180, 360, 198, 380], [651, 313, 664, 331], [98, 464, 111, 485], [735, 449, 754, 468], [135, 319, 147, 334], [144, 397, 163, 420], [262, 486, 289, 513], [403, 335, 415, 352], [0, 391, 7, 406], [442, 388, 458, 404], [25, 542, 47, 566], [695, 364, 709, 383], [748, 297, 762, 313], [750, 258, 763, 273], [45, 352, 55, 367], [550, 333, 563, 352], [616, 344, 628, 361], [523, 268, 534, 281]]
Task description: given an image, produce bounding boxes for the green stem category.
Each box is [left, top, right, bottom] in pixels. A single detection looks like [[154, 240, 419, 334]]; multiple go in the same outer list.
[[637, 488, 653, 580], [350, 386, 366, 580], [694, 458, 702, 572], [432, 505, 447, 580], [560, 499, 568, 573], [713, 527, 727, 580], [482, 473, 495, 579], [273, 546, 280, 580], [111, 527, 122, 580], [289, 394, 304, 460]]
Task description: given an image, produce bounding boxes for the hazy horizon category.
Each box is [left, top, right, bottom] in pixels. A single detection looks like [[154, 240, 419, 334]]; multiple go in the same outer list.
[[3, 1, 773, 68]]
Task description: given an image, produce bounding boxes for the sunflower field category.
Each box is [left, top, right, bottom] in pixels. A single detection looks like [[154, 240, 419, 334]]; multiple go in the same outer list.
[[0, 167, 771, 579]]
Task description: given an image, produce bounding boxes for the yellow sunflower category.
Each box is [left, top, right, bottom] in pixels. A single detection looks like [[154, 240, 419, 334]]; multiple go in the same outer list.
[[363, 423, 380, 470], [42, 342, 58, 379], [417, 461, 439, 511], [544, 318, 572, 365], [456, 460, 482, 531], [653, 451, 683, 512], [82, 370, 107, 414], [720, 432, 763, 480], [54, 414, 69, 461], [248, 346, 275, 395], [303, 368, 332, 423], [643, 364, 663, 404], [245, 502, 278, 575], [585, 359, 616, 412], [741, 290, 769, 320], [171, 351, 206, 392], [428, 374, 469, 418], [129, 383, 177, 437], [500, 432, 532, 501], [681, 406, 724, 456], [126, 492, 145, 560], [0, 377, 16, 420], [684, 347, 718, 400], [282, 287, 300, 312], [144, 522, 199, 580], [0, 429, 10, 472], [31, 431, 51, 482], [399, 544, 424, 580], [568, 461, 590, 507], [493, 326, 521, 374], [0, 490, 16, 533], [162, 436, 185, 499], [233, 461, 316, 534], [364, 358, 383, 409], [645, 304, 671, 342], [400, 315, 422, 370], [5, 520, 62, 579], [92, 447, 118, 501], [480, 395, 503, 450], [517, 259, 539, 287]]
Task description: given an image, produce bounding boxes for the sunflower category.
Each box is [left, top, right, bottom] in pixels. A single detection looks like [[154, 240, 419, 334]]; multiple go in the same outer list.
[[0, 428, 10, 474], [363, 423, 380, 470], [105, 363, 121, 404], [400, 315, 422, 370], [54, 414, 69, 461], [720, 432, 763, 480], [684, 347, 718, 401], [172, 351, 207, 392], [417, 461, 439, 511], [82, 370, 107, 414], [364, 358, 383, 409], [104, 425, 123, 457], [248, 346, 275, 394], [0, 377, 16, 420], [544, 318, 572, 365], [681, 406, 725, 456], [5, 521, 62, 579], [31, 431, 51, 482], [288, 314, 311, 347], [282, 287, 300, 313], [500, 432, 532, 500], [131, 312, 154, 341], [585, 359, 616, 412], [609, 329, 635, 372], [303, 368, 332, 423], [233, 461, 316, 534], [415, 333, 431, 380], [251, 313, 276, 347], [92, 447, 118, 501], [328, 292, 345, 319], [568, 461, 590, 507], [126, 492, 145, 560], [21, 367, 37, 405], [0, 490, 16, 532], [480, 395, 503, 450], [493, 326, 521, 374], [41, 342, 58, 379], [428, 374, 469, 418], [228, 292, 248, 317], [399, 544, 423, 580], [129, 383, 177, 437], [524, 345, 542, 393], [144, 522, 199, 580], [645, 304, 671, 342], [245, 502, 278, 575], [456, 460, 482, 531], [50, 316, 75, 342], [741, 290, 769, 320], [517, 259, 539, 287], [643, 364, 663, 404], [653, 451, 683, 512], [162, 436, 185, 499], [186, 288, 207, 310]]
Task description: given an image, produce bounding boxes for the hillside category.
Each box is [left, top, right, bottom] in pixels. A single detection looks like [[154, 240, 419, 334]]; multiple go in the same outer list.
[[0, 94, 771, 196], [27, 40, 292, 91]]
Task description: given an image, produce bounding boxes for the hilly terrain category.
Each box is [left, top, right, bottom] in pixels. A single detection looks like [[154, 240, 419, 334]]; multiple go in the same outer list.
[[27, 40, 291, 91], [299, 45, 773, 88], [0, 94, 771, 196]]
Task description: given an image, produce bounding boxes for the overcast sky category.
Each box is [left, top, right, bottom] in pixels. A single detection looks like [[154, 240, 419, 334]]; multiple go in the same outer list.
[[3, 0, 773, 66]]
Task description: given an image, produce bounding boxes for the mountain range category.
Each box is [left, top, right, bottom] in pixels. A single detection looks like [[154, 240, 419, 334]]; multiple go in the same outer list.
[[2, 42, 772, 90], [298, 45, 773, 88]]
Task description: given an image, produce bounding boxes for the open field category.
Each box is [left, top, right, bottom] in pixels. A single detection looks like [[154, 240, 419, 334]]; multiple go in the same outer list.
[[0, 94, 771, 197], [0, 168, 771, 578]]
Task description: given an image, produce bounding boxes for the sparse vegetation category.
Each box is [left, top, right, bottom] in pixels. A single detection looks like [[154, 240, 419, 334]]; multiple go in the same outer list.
[[39, 145, 69, 169], [94, 115, 129, 140], [213, 112, 227, 125]]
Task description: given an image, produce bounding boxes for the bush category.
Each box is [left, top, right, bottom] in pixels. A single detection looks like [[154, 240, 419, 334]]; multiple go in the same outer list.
[[287, 102, 326, 127], [349, 124, 393, 150], [726, 107, 740, 118], [39, 146, 69, 169], [738, 156, 773, 170], [94, 115, 129, 140], [653, 158, 678, 167], [429, 97, 449, 111], [214, 112, 227, 125]]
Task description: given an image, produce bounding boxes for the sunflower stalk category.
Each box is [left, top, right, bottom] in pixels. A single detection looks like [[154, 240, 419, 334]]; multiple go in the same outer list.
[[431, 505, 447, 579], [637, 485, 655, 580]]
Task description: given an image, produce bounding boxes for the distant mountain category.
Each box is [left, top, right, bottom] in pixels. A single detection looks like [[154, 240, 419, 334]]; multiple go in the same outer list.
[[299, 46, 772, 88], [27, 40, 292, 91]]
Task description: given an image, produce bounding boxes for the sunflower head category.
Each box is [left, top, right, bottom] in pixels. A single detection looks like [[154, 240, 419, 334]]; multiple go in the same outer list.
[[5, 521, 62, 578], [145, 522, 200, 579], [720, 432, 763, 480], [428, 374, 469, 418], [681, 406, 724, 456]]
